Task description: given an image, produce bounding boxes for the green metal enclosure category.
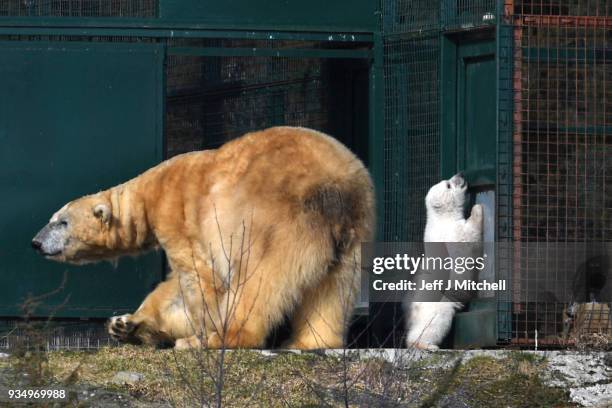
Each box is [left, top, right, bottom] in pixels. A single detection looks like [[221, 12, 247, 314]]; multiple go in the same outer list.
[[379, 0, 499, 347], [0, 0, 380, 347], [1, 0, 610, 349], [382, 0, 611, 348]]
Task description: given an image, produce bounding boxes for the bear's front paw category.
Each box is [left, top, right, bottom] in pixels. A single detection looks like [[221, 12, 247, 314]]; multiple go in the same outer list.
[[107, 314, 137, 342], [174, 335, 202, 350]]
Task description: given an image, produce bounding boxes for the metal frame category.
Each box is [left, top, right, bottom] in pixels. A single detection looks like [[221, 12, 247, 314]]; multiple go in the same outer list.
[[369, 32, 385, 241], [167, 47, 371, 59], [495, 1, 515, 344], [0, 26, 374, 42], [440, 28, 497, 181], [0, 0, 382, 326], [0, 0, 377, 33]]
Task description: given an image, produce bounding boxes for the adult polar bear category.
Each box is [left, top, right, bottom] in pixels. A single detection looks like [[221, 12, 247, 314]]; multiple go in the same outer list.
[[31, 127, 375, 350], [404, 173, 483, 350]]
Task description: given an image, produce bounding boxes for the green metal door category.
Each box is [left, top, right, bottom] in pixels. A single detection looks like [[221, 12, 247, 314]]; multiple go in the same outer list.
[[441, 34, 496, 184], [457, 41, 496, 186], [0, 41, 165, 318], [440, 33, 498, 347]]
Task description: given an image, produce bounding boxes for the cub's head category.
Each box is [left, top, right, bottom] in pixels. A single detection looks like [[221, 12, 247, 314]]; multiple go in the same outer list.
[[425, 173, 468, 215], [31, 192, 114, 264]]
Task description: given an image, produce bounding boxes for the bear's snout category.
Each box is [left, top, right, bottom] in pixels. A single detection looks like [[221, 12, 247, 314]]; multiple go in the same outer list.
[[31, 224, 64, 257], [450, 173, 466, 188], [31, 226, 50, 254], [31, 238, 42, 251]]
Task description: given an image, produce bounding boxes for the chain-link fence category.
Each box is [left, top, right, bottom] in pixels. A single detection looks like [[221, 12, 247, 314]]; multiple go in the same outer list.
[[498, 0, 611, 346]]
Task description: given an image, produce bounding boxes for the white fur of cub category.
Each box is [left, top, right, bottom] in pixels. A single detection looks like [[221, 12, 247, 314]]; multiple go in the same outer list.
[[405, 173, 483, 350]]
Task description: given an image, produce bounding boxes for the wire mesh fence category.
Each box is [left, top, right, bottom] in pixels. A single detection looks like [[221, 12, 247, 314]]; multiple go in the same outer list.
[[0, 320, 116, 351], [383, 0, 611, 347], [382, 35, 440, 241], [166, 52, 333, 157], [381, 0, 496, 243], [0, 0, 156, 17], [381, 0, 496, 35], [498, 0, 612, 346]]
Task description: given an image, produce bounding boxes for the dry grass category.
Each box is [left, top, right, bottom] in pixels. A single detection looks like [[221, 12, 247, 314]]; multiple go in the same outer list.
[[1, 346, 577, 407], [451, 354, 575, 408], [44, 346, 321, 407]]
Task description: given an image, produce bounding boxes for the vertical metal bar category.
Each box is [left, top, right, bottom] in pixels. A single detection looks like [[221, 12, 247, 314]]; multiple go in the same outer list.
[[512, 19, 523, 320], [369, 31, 385, 241], [156, 42, 168, 279], [496, 0, 516, 343], [440, 34, 457, 179]]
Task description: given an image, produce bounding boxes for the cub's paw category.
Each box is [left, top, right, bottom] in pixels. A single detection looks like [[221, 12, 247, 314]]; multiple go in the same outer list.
[[108, 314, 137, 342], [471, 204, 483, 219], [411, 341, 440, 351]]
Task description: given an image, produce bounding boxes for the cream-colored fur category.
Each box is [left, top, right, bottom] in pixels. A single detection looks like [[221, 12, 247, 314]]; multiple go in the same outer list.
[[404, 173, 482, 350], [32, 127, 375, 349]]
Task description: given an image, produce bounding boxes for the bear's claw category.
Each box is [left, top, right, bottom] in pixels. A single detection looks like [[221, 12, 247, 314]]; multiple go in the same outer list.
[[108, 314, 136, 341]]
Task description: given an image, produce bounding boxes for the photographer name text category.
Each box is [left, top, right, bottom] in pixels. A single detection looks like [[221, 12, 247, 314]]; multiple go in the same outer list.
[[372, 279, 507, 292]]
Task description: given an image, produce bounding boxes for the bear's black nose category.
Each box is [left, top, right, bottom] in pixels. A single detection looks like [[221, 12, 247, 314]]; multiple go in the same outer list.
[[31, 239, 42, 251]]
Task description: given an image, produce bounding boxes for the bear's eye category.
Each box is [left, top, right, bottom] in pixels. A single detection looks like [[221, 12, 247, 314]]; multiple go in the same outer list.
[[446, 182, 451, 189]]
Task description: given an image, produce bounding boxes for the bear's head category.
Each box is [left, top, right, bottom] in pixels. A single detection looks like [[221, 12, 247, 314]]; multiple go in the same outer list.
[[425, 173, 468, 216], [31, 192, 115, 264]]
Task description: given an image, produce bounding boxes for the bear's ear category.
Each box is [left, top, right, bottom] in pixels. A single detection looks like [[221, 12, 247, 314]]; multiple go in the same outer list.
[[93, 203, 111, 224]]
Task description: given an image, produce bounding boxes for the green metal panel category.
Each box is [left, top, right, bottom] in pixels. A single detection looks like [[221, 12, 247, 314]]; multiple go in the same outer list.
[[369, 32, 385, 241], [167, 47, 371, 59], [453, 299, 498, 348], [441, 35, 496, 186], [440, 35, 457, 180], [440, 34, 498, 347], [457, 40, 496, 186], [0, 41, 165, 318], [0, 0, 377, 33], [158, 0, 377, 33]]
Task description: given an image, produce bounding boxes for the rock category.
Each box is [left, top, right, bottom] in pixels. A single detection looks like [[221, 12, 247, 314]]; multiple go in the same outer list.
[[112, 371, 144, 385], [570, 383, 612, 407], [542, 352, 612, 407], [544, 352, 611, 388], [603, 352, 612, 367], [0, 353, 9, 358]]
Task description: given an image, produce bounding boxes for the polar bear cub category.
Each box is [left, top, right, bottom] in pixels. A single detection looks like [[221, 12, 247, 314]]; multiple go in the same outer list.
[[404, 173, 483, 350]]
